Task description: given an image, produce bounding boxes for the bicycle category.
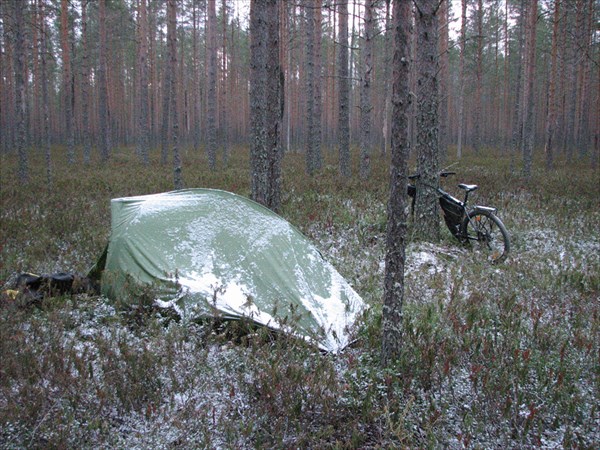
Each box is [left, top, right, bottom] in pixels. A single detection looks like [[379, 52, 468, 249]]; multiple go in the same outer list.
[[407, 171, 510, 264]]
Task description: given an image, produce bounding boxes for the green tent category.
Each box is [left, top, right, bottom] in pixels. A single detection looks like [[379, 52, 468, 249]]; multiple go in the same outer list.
[[92, 189, 366, 352]]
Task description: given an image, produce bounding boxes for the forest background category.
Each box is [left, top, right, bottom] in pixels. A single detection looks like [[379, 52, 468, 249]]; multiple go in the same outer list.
[[0, 0, 599, 448], [1, 0, 597, 177]]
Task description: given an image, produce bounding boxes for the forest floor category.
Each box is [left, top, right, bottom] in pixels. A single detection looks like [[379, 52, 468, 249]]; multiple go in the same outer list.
[[1, 148, 598, 448]]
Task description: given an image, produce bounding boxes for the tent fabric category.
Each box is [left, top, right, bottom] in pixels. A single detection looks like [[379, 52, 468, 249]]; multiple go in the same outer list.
[[96, 188, 366, 352]]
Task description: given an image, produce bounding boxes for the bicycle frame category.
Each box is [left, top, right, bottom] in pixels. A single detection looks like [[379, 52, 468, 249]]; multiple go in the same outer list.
[[407, 171, 510, 263], [407, 173, 495, 239]]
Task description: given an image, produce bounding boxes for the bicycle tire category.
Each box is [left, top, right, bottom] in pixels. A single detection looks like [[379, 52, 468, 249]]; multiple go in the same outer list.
[[460, 209, 510, 264]]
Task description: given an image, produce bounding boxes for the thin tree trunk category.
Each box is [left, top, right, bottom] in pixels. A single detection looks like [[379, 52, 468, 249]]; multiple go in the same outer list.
[[438, 0, 449, 163], [60, 0, 75, 164], [160, 2, 171, 165], [98, 0, 111, 162], [414, 0, 440, 242], [576, 0, 593, 158], [382, 0, 392, 157], [192, 1, 201, 152], [544, 0, 560, 170], [338, 0, 351, 177], [510, 0, 525, 173], [207, 0, 217, 169], [31, 0, 40, 150], [305, 0, 322, 175], [81, 0, 91, 165], [39, 0, 51, 184], [522, 0, 537, 179], [220, 0, 229, 165], [473, 0, 483, 155], [382, 0, 411, 366], [503, 0, 509, 150], [167, 0, 181, 188], [457, 0, 466, 159], [359, 0, 374, 180], [11, 0, 28, 182], [314, 1, 323, 169], [137, 0, 150, 165]]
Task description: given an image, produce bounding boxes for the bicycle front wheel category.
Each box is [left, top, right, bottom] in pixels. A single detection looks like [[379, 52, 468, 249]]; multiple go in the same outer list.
[[460, 209, 510, 264]]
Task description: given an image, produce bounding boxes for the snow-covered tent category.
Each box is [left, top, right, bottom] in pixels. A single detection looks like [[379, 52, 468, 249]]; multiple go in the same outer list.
[[91, 189, 365, 352]]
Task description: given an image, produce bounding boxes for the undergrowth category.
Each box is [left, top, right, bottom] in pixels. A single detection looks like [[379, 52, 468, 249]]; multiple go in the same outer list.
[[1, 147, 598, 448]]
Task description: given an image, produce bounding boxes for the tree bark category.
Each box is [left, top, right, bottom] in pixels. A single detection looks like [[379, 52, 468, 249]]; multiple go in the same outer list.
[[305, 0, 322, 175], [473, 0, 483, 155], [250, 0, 283, 212], [414, 0, 440, 242], [338, 0, 351, 177], [509, 0, 525, 174], [11, 0, 28, 182], [98, 0, 111, 162], [544, 0, 560, 170], [39, 0, 51, 184], [438, 0, 449, 163], [167, 0, 182, 189], [220, 0, 229, 165], [81, 0, 91, 165], [137, 0, 150, 165], [359, 0, 374, 180], [207, 0, 218, 169], [60, 0, 75, 164], [522, 0, 537, 179], [457, 0, 467, 159], [382, 0, 411, 366], [192, 1, 201, 153]]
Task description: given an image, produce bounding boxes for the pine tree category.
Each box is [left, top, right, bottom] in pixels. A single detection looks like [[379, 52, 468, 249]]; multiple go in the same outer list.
[[382, 0, 412, 365], [359, 0, 374, 180], [207, 0, 218, 170], [338, 0, 351, 177], [414, 0, 440, 242], [11, 0, 28, 183], [250, 0, 283, 211]]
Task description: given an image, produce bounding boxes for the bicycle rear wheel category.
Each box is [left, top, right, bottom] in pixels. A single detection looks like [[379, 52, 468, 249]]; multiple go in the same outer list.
[[460, 209, 510, 264]]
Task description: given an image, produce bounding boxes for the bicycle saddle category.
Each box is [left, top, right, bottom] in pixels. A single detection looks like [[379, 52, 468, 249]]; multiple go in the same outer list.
[[458, 183, 478, 192]]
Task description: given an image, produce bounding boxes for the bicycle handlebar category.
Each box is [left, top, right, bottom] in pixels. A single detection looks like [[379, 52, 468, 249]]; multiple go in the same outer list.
[[408, 171, 456, 180], [440, 171, 456, 178]]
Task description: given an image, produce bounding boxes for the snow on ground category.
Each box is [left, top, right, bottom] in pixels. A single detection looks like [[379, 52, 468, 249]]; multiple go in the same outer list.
[[2, 193, 598, 448]]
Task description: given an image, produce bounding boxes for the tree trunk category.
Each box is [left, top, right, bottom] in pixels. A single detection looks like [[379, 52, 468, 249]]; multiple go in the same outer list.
[[438, 0, 449, 163], [160, 3, 171, 165], [81, 0, 91, 165], [338, 0, 351, 177], [544, 0, 560, 170], [39, 0, 51, 184], [207, 0, 218, 169], [457, 0, 466, 159], [509, 0, 525, 174], [382, 0, 411, 366], [11, 0, 28, 182], [414, 0, 440, 242], [137, 0, 150, 165], [167, 0, 182, 189], [98, 0, 111, 162], [192, 1, 201, 153], [359, 0, 374, 180], [250, 0, 282, 212], [473, 0, 483, 155], [60, 0, 75, 164], [522, 0, 537, 179], [220, 0, 229, 165], [305, 0, 322, 175], [382, 0, 392, 157]]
